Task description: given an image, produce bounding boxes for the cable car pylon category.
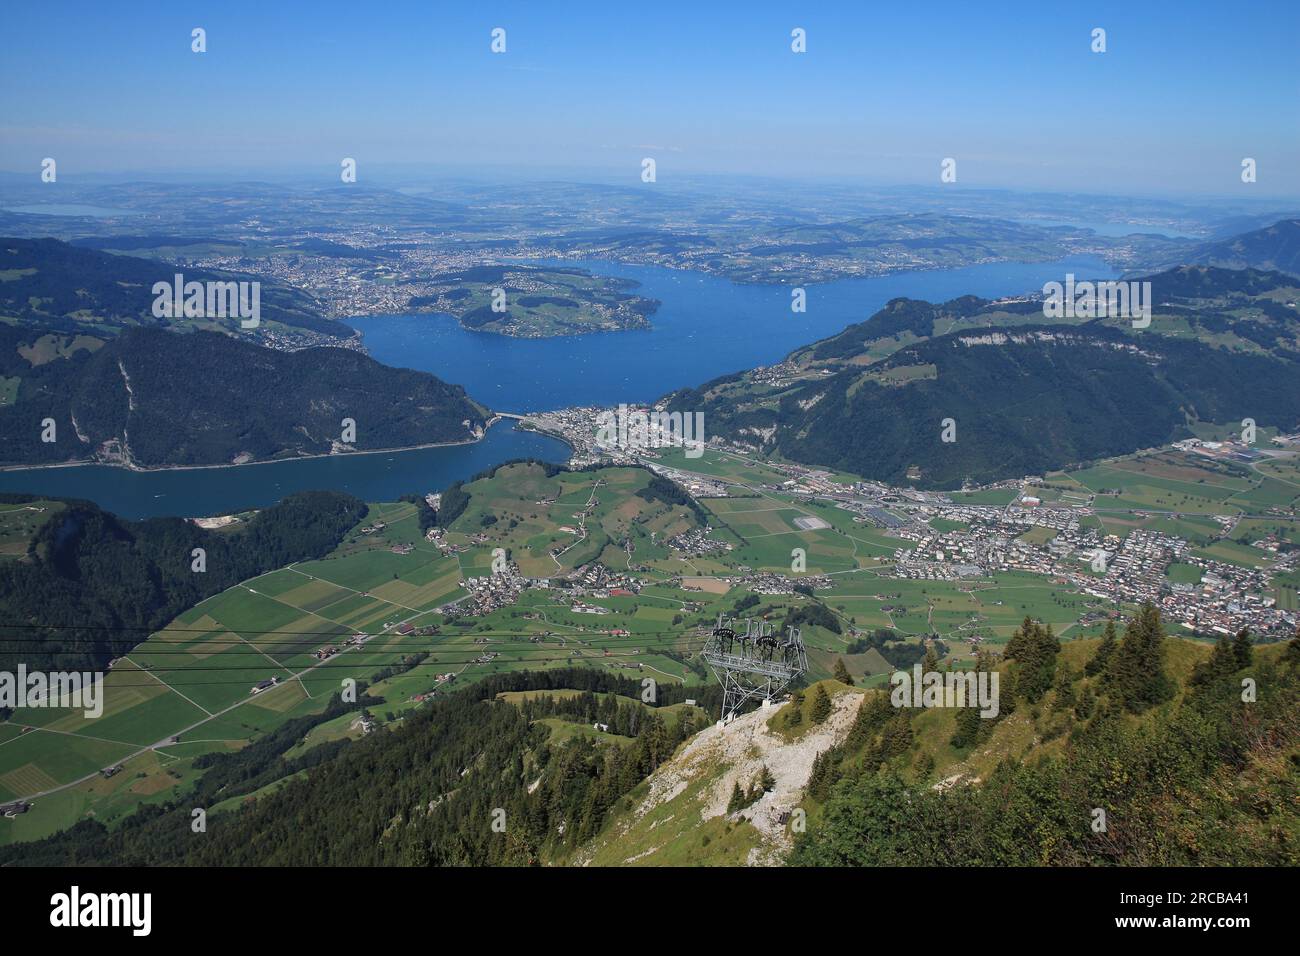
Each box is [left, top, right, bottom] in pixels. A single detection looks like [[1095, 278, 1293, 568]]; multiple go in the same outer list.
[[701, 614, 807, 723]]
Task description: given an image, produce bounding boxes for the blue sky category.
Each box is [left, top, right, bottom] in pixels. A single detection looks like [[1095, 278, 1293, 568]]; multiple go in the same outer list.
[[2, 0, 1297, 195]]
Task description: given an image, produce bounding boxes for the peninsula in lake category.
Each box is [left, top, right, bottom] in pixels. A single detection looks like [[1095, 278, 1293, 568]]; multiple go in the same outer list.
[[0, 238, 491, 469]]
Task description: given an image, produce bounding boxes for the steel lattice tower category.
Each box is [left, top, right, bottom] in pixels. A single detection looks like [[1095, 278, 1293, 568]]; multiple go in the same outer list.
[[702, 614, 807, 722]]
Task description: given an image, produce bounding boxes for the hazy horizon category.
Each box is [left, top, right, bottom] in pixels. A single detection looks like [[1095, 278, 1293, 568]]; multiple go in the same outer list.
[[3, 0, 1298, 197]]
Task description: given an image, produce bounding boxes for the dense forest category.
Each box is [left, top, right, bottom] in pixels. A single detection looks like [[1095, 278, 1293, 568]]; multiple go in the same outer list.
[[0, 490, 367, 673], [0, 327, 489, 467], [807, 266, 1300, 362], [430, 457, 570, 528], [636, 473, 710, 525], [673, 322, 1300, 488], [794, 610, 1300, 865], [784, 601, 842, 635], [0, 237, 495, 468], [793, 325, 1297, 487]]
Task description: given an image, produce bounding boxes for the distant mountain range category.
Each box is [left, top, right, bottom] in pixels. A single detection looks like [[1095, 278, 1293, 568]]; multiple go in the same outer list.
[[1170, 218, 1300, 277], [666, 265, 1300, 487]]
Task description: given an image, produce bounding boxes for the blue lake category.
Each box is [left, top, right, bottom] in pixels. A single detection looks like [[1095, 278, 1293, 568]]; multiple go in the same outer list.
[[2, 255, 1118, 517], [0, 421, 566, 520], [349, 255, 1119, 411]]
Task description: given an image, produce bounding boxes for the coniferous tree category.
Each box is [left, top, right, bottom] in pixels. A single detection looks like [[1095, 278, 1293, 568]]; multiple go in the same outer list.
[[1074, 682, 1097, 720], [1005, 618, 1059, 704], [1232, 629, 1253, 670], [833, 657, 855, 686], [807, 748, 844, 801], [1192, 635, 1237, 687], [1286, 628, 1300, 668], [914, 751, 935, 780], [1085, 620, 1118, 676], [791, 643, 1300, 867], [1003, 616, 1035, 661], [1051, 663, 1077, 712], [950, 697, 983, 748], [1105, 603, 1175, 713], [810, 685, 833, 724], [726, 781, 746, 814]]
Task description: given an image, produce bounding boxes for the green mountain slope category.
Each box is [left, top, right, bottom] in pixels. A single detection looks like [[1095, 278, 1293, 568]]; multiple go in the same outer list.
[[790, 618, 1299, 867], [0, 327, 489, 467], [1154, 218, 1300, 277], [0, 236, 342, 340], [666, 266, 1300, 487], [579, 617, 1298, 867], [10, 606, 1289, 866]]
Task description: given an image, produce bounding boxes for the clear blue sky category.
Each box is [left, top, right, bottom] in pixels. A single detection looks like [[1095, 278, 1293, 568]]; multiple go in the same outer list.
[[2, 0, 1297, 196]]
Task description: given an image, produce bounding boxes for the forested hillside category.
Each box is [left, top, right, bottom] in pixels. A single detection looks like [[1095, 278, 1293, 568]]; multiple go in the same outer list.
[[666, 266, 1300, 487], [793, 613, 1300, 866], [0, 490, 367, 674], [0, 328, 489, 467], [1146, 218, 1300, 277], [0, 236, 341, 338]]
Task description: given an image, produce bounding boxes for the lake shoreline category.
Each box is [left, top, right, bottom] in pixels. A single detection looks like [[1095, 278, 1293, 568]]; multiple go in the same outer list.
[[0, 416, 504, 476], [512, 418, 578, 455]]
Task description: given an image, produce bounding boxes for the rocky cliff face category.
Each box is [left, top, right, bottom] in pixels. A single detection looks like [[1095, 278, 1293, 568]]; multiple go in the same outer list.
[[577, 683, 864, 866]]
